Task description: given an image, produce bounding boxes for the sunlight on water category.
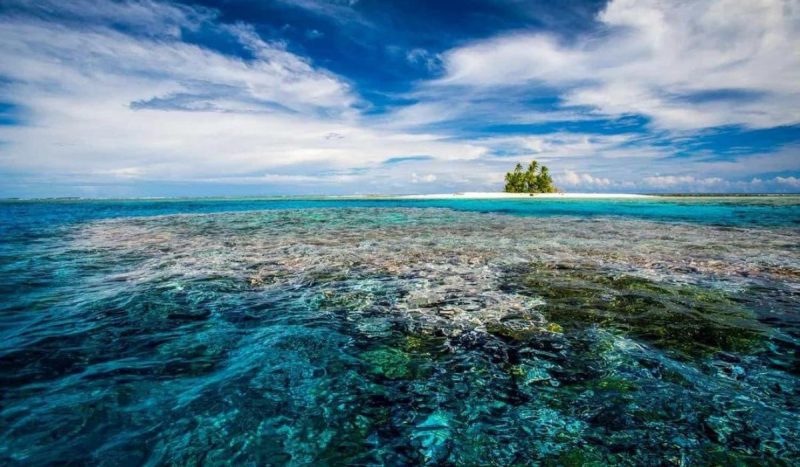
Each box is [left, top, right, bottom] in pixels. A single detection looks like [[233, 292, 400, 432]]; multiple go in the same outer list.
[[1, 199, 799, 464]]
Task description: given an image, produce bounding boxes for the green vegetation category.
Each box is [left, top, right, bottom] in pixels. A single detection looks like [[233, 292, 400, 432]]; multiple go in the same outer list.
[[504, 160, 557, 193]]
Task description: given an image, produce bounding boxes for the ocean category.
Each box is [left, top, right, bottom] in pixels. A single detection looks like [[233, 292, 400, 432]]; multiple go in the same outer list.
[[1, 196, 799, 464]]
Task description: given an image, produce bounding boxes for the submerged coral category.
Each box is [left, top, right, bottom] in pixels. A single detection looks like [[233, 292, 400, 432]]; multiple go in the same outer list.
[[507, 264, 767, 357], [1, 207, 799, 464]]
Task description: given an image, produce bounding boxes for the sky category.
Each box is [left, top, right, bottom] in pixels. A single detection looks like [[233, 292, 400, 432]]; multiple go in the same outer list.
[[0, 0, 798, 197]]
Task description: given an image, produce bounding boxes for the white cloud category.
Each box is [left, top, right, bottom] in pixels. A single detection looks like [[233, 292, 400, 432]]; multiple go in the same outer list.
[[559, 170, 612, 187], [688, 145, 800, 178], [0, 17, 355, 114], [517, 132, 659, 159], [550, 172, 800, 193], [0, 1, 489, 192], [635, 175, 800, 193], [437, 0, 800, 130], [277, 0, 369, 27], [0, 0, 797, 197], [641, 175, 724, 189], [775, 176, 800, 188], [411, 173, 437, 183], [406, 48, 441, 71], [2, 0, 215, 37]]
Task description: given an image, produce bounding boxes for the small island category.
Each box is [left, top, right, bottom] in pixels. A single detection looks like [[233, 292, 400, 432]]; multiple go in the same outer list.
[[504, 160, 557, 193], [396, 160, 651, 199]]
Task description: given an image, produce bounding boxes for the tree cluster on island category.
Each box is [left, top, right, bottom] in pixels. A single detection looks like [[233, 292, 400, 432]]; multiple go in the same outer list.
[[504, 160, 557, 193]]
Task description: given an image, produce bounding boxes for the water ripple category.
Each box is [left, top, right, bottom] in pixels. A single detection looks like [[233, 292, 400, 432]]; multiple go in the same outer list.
[[1, 207, 799, 464]]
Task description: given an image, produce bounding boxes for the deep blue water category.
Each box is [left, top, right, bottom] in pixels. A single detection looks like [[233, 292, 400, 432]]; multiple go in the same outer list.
[[2, 196, 800, 230], [1, 197, 799, 464]]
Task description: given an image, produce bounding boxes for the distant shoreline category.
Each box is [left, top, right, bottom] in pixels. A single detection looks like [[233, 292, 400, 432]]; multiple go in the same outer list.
[[395, 192, 653, 199], [2, 192, 799, 201]]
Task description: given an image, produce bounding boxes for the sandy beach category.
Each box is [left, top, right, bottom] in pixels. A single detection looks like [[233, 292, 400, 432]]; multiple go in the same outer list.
[[396, 192, 653, 199]]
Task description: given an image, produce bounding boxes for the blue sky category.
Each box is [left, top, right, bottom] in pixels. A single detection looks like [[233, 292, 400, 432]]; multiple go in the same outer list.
[[0, 0, 798, 197]]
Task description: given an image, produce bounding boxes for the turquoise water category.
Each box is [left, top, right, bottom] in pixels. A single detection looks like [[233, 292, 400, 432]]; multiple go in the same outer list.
[[1, 197, 799, 464]]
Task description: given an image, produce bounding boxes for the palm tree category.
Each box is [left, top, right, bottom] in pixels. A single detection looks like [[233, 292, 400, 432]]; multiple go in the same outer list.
[[504, 163, 525, 192], [537, 166, 556, 193], [503, 160, 558, 193], [524, 161, 539, 192]]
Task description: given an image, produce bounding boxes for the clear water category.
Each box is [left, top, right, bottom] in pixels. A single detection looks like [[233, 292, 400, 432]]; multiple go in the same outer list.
[[1, 197, 799, 464]]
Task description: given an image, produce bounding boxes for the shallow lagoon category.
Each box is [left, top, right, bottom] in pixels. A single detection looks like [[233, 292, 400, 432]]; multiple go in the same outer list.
[[1, 197, 799, 464]]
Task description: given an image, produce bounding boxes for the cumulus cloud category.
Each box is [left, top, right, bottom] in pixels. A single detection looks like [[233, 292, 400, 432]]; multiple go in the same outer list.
[[637, 175, 800, 193], [641, 175, 725, 189], [411, 173, 437, 183], [437, 0, 800, 130], [559, 171, 612, 188], [554, 172, 800, 193], [775, 176, 800, 188]]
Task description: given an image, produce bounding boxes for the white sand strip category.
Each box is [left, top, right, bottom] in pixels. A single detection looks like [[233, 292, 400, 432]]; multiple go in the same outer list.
[[394, 192, 653, 200]]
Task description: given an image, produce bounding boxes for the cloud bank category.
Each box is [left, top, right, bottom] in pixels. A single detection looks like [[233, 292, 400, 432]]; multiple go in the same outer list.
[[439, 0, 800, 130], [0, 0, 798, 196]]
